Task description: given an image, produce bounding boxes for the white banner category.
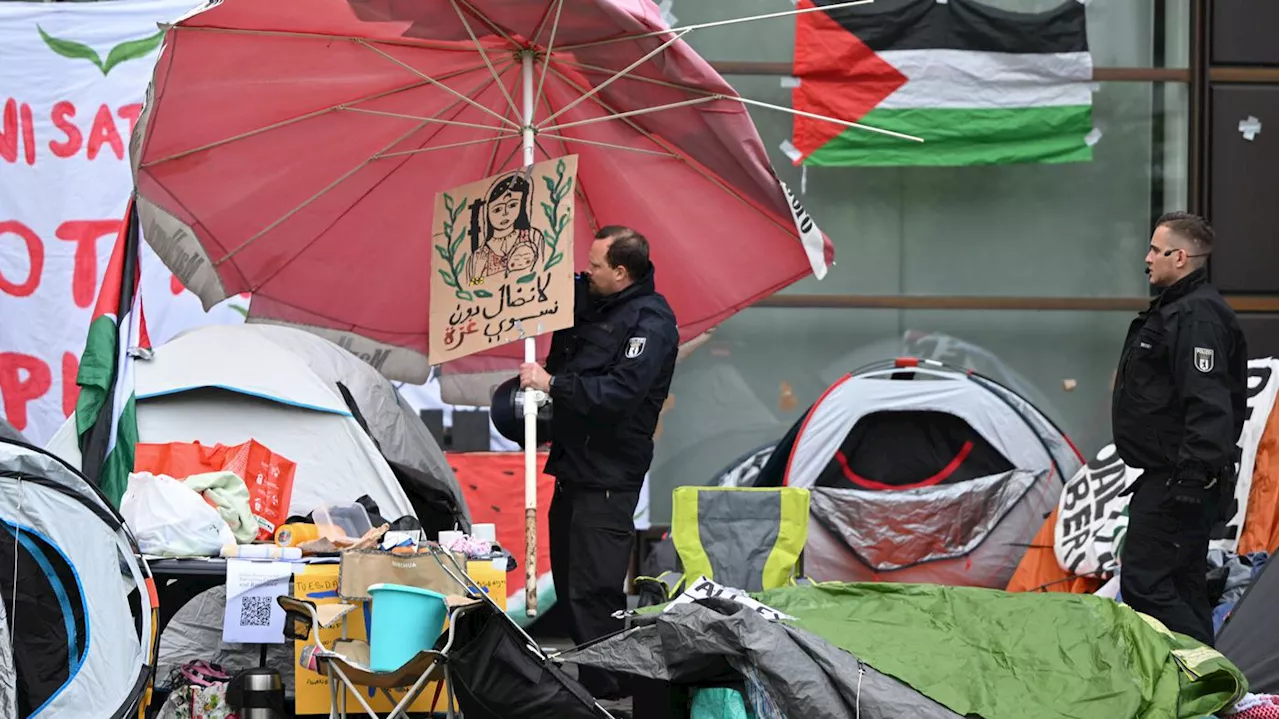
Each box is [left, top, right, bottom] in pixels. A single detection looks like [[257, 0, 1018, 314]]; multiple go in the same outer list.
[[0, 0, 246, 446], [1055, 357, 1280, 574]]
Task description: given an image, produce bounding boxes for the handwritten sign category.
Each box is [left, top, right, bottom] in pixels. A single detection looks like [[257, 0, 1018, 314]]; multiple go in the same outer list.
[[665, 576, 796, 622], [1052, 443, 1141, 576], [429, 156, 577, 364]]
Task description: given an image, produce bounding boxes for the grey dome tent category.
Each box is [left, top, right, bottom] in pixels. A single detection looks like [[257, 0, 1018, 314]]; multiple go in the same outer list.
[[0, 437, 158, 718], [0, 418, 24, 444], [726, 357, 1083, 589]]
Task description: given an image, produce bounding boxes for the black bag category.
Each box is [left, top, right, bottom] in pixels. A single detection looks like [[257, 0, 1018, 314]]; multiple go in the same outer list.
[[444, 605, 607, 719]]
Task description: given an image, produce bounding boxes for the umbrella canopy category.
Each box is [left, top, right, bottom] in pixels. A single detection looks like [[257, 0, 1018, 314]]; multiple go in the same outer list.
[[129, 0, 847, 382]]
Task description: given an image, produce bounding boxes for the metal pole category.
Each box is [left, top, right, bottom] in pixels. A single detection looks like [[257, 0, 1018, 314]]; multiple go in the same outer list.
[[520, 50, 539, 618]]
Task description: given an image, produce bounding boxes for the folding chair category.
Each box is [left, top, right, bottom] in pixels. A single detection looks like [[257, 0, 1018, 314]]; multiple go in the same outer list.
[[276, 546, 483, 719], [635, 486, 811, 605]]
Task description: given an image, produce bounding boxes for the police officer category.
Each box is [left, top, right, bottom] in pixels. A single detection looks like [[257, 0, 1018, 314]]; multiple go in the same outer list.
[[519, 225, 678, 698], [1112, 212, 1246, 645]]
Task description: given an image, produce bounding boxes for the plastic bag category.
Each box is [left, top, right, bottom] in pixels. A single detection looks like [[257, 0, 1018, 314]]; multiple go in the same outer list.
[[134, 440, 296, 541], [121, 472, 237, 557]]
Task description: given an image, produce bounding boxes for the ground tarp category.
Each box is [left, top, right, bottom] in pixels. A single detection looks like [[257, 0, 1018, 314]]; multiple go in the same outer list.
[[753, 583, 1247, 719]]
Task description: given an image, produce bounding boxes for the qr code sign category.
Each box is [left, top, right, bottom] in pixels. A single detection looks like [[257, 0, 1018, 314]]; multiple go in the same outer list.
[[240, 596, 273, 627]]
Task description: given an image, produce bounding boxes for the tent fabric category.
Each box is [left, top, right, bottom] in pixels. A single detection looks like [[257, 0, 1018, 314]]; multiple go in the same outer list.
[[561, 600, 964, 719], [810, 469, 1047, 572], [1239, 402, 1279, 555], [670, 487, 809, 592], [747, 359, 1081, 588], [1216, 554, 1278, 695], [45, 323, 467, 528], [0, 418, 23, 444], [752, 582, 1247, 719], [0, 438, 155, 719], [785, 369, 1056, 488], [1004, 506, 1104, 594], [241, 324, 469, 527]]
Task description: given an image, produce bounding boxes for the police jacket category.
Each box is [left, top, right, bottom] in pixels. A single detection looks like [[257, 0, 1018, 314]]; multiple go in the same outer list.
[[1111, 268, 1247, 484], [543, 266, 679, 491]]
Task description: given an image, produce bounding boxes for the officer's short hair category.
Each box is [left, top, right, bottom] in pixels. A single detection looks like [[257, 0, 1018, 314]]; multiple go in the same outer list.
[[1156, 211, 1214, 252], [595, 225, 650, 280]]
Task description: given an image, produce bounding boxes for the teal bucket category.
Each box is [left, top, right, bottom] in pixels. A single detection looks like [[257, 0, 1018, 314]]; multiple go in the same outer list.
[[367, 583, 448, 672]]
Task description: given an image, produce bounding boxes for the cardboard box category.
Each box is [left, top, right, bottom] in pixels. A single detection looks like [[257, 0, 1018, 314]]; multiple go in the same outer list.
[[292, 559, 507, 715]]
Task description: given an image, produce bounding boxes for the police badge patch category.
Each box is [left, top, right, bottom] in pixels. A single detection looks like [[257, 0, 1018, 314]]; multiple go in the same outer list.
[[1194, 347, 1214, 373], [625, 337, 646, 358]]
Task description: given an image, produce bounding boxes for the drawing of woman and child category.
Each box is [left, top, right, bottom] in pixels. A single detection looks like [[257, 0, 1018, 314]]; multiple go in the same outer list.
[[465, 172, 545, 285]]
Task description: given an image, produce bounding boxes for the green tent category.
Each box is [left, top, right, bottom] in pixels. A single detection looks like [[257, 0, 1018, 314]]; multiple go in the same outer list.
[[756, 582, 1247, 719]]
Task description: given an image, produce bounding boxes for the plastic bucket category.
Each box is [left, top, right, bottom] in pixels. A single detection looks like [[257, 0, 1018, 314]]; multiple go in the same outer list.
[[367, 583, 448, 672]]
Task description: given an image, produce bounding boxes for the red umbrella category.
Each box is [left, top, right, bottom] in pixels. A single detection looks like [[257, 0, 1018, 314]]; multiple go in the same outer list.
[[129, 0, 918, 384]]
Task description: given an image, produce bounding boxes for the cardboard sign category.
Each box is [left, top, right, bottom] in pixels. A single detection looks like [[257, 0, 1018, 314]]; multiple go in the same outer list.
[[428, 157, 578, 364]]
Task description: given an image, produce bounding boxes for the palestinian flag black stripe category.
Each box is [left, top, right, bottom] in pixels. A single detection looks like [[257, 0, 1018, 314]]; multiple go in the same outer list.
[[815, 0, 1088, 54], [792, 0, 1095, 167]]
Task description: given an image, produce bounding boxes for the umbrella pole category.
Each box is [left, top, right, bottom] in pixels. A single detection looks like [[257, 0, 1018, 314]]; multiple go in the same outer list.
[[521, 50, 539, 619]]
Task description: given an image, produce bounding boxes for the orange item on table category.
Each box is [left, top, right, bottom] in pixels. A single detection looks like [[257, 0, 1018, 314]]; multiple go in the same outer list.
[[134, 439, 296, 541]]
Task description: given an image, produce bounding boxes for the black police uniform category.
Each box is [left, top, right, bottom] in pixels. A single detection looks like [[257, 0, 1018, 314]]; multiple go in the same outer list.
[[1111, 267, 1246, 645], [542, 265, 678, 697]]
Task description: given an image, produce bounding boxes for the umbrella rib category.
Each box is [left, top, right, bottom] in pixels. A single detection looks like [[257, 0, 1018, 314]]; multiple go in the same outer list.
[[529, 0, 560, 48], [357, 39, 519, 129], [545, 66, 800, 242], [139, 64, 488, 168], [541, 96, 719, 133], [734, 96, 923, 143], [555, 0, 876, 52], [217, 68, 513, 268], [533, 0, 566, 119], [537, 92, 601, 236], [484, 95, 522, 177], [343, 107, 515, 134], [531, 133, 601, 236], [536, 28, 691, 129], [450, 0, 520, 119], [536, 133, 675, 157], [553, 59, 718, 97], [451, 0, 522, 49], [175, 24, 495, 53], [377, 135, 517, 159]]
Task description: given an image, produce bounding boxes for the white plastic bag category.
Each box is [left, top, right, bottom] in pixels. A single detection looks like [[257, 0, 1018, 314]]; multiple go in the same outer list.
[[122, 472, 237, 557]]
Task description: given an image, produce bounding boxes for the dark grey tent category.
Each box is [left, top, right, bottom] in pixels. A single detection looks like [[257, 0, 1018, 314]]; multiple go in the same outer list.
[[1216, 554, 1278, 694], [559, 600, 963, 719]]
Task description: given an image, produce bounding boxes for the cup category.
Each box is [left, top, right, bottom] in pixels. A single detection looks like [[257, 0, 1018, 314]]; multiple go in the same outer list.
[[437, 530, 463, 549], [471, 523, 496, 542]]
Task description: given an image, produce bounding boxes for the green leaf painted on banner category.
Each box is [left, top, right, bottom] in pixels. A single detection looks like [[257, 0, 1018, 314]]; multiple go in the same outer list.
[[38, 25, 104, 73], [103, 30, 164, 75]]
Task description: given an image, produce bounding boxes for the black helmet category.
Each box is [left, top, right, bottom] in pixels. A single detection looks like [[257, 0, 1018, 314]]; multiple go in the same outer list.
[[490, 375, 554, 448]]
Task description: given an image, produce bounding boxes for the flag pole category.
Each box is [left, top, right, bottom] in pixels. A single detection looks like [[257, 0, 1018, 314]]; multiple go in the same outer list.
[[520, 50, 539, 618]]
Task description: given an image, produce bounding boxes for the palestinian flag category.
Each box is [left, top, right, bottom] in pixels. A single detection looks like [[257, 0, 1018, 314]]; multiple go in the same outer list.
[[792, 0, 1094, 167], [76, 198, 150, 508]]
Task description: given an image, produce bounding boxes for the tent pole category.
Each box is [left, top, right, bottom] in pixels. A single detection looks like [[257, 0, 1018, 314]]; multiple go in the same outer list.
[[521, 50, 539, 618]]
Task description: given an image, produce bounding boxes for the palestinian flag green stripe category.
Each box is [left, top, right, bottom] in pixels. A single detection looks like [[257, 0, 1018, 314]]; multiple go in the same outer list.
[[804, 105, 1094, 167]]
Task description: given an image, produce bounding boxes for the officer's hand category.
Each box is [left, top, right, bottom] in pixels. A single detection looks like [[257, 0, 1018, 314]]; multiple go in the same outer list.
[[1167, 476, 1215, 510], [519, 362, 551, 393]]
